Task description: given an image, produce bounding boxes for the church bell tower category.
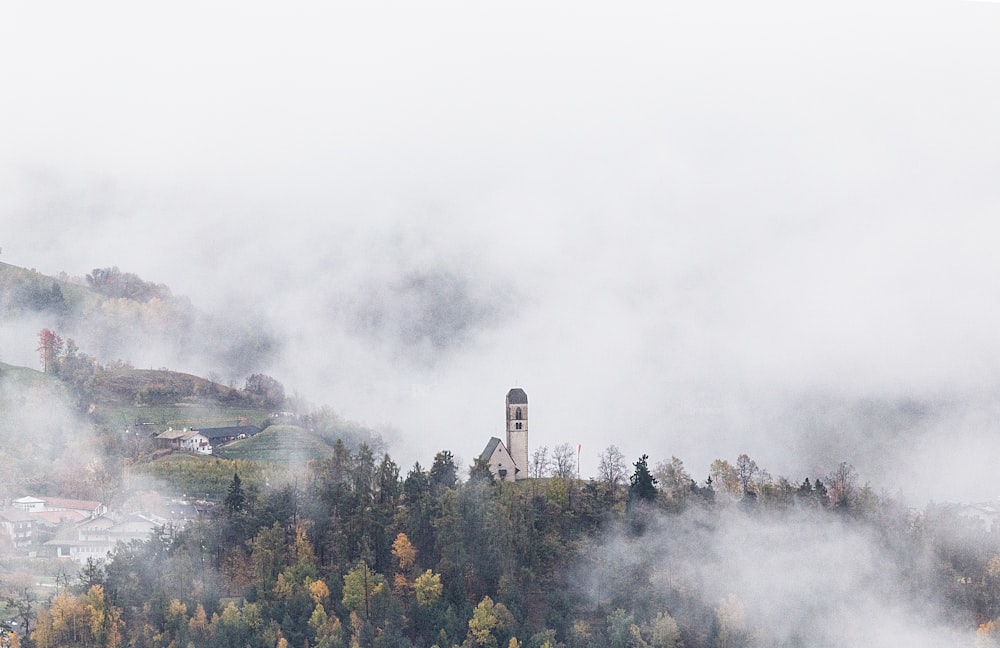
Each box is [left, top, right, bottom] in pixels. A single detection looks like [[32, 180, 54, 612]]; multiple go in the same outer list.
[[505, 388, 528, 480]]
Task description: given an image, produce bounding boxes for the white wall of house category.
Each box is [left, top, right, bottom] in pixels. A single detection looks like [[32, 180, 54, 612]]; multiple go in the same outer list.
[[13, 497, 45, 512], [183, 433, 213, 454], [53, 542, 113, 564]]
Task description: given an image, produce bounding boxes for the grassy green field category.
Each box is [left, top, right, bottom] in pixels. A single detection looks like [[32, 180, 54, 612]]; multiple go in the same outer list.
[[0, 361, 47, 383], [0, 362, 72, 404], [131, 452, 274, 499], [215, 425, 334, 464], [0, 261, 101, 314], [2, 360, 270, 432], [95, 403, 270, 431], [130, 427, 327, 499]]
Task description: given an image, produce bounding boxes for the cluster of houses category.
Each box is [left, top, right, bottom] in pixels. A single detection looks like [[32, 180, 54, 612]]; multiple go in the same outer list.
[[0, 422, 263, 562], [0, 494, 202, 563], [153, 424, 262, 455]]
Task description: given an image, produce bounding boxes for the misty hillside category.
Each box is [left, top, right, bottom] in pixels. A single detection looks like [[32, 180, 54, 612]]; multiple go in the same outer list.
[[0, 360, 61, 391], [0, 260, 278, 380], [4, 263, 1000, 648], [0, 261, 99, 318], [6, 0, 1000, 643], [89, 367, 249, 407], [0, 271, 382, 506]]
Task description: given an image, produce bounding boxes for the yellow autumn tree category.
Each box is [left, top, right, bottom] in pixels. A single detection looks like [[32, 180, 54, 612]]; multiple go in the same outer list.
[[392, 533, 417, 573], [392, 533, 418, 597], [309, 579, 331, 606], [414, 570, 443, 607], [32, 586, 123, 648], [164, 598, 188, 635], [466, 596, 515, 648], [293, 524, 318, 574], [187, 603, 211, 643], [309, 603, 346, 648], [645, 611, 681, 648]]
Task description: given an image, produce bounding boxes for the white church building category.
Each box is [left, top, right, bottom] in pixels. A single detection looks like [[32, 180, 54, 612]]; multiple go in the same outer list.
[[479, 388, 529, 482]]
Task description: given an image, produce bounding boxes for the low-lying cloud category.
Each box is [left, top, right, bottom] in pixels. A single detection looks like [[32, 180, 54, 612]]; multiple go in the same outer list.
[[2, 0, 1000, 502], [585, 506, 974, 647]]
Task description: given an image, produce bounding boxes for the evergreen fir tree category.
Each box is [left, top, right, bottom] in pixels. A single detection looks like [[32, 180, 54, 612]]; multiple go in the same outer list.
[[225, 472, 246, 514], [628, 454, 658, 503]]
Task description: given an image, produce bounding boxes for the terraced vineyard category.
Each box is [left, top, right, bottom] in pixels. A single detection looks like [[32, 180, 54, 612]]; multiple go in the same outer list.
[[214, 424, 335, 464]]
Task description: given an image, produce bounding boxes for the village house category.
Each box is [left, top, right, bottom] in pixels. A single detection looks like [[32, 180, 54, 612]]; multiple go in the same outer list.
[[30, 508, 89, 526], [154, 427, 193, 451], [0, 508, 36, 549], [121, 490, 199, 524], [3, 489, 201, 560], [161, 424, 262, 455], [46, 513, 165, 564], [11, 496, 45, 512], [0, 496, 106, 555], [14, 496, 106, 518]]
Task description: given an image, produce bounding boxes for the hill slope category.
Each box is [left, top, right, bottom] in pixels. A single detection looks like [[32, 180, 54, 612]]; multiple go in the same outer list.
[[0, 260, 100, 321], [215, 425, 334, 464], [0, 260, 278, 379]]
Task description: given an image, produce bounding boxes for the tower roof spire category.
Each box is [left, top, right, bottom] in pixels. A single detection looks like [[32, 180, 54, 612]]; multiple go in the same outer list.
[[506, 388, 528, 404]]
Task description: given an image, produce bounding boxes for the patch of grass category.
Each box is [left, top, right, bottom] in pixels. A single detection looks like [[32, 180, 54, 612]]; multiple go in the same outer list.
[[95, 403, 269, 431], [216, 425, 334, 464], [0, 261, 101, 316], [131, 452, 272, 500], [0, 362, 47, 384], [0, 362, 73, 405]]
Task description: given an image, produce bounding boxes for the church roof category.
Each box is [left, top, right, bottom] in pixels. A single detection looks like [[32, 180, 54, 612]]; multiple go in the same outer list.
[[480, 436, 505, 460], [506, 388, 528, 404], [481, 435, 517, 458]]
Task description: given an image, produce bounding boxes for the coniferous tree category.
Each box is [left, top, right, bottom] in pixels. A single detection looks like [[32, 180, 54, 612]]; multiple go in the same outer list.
[[468, 456, 496, 485], [430, 450, 458, 491], [225, 472, 247, 514], [628, 455, 658, 503]]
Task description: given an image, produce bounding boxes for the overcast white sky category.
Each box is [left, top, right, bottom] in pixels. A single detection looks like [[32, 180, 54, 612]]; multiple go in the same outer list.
[[2, 0, 1000, 501]]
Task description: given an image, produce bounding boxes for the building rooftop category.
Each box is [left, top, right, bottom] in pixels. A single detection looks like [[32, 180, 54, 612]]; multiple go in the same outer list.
[[156, 428, 194, 441], [0, 508, 35, 523], [31, 509, 89, 525], [506, 388, 528, 404], [480, 436, 504, 460], [41, 497, 103, 511]]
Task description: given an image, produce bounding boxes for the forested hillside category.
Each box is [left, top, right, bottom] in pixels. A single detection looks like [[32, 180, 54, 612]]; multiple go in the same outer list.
[[10, 442, 1000, 648], [0, 261, 277, 380], [4, 261, 1000, 648]]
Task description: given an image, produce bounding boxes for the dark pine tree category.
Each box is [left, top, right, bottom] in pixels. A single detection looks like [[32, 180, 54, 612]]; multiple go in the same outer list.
[[628, 454, 658, 504], [225, 472, 246, 514], [468, 456, 496, 485], [430, 450, 458, 491]]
